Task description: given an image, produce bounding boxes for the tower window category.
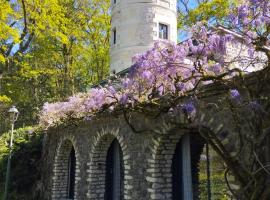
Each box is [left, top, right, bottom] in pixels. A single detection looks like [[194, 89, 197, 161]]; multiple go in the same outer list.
[[113, 28, 117, 44], [159, 23, 168, 39], [113, 0, 116, 4]]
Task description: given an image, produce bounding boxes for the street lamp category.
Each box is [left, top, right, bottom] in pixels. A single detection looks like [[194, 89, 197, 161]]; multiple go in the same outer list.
[[4, 106, 19, 200]]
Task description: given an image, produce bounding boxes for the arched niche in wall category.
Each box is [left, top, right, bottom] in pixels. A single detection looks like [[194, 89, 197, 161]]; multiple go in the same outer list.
[[105, 138, 124, 200], [52, 139, 78, 200], [148, 128, 230, 200], [88, 134, 125, 200], [172, 132, 230, 200], [67, 146, 76, 199], [172, 133, 205, 200]]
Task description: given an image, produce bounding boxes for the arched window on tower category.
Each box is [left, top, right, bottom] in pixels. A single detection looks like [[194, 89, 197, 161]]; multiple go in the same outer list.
[[67, 147, 76, 199], [105, 139, 124, 200]]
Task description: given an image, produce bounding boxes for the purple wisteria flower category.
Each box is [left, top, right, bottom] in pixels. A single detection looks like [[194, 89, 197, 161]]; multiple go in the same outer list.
[[212, 63, 222, 74], [119, 94, 128, 105], [230, 89, 241, 100], [181, 101, 197, 121], [182, 102, 196, 115], [122, 78, 132, 88], [108, 86, 116, 95], [176, 82, 185, 91], [141, 70, 155, 85], [248, 48, 255, 58]]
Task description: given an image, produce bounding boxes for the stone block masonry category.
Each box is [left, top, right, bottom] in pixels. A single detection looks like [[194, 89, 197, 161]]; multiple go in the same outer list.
[[41, 112, 243, 199], [40, 70, 270, 200]]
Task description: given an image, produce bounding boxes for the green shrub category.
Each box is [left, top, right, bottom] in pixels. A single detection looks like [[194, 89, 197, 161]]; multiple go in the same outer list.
[[0, 126, 43, 200]]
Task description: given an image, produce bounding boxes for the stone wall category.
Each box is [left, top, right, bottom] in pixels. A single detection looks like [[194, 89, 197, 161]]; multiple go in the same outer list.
[[41, 69, 270, 200], [40, 112, 239, 199]]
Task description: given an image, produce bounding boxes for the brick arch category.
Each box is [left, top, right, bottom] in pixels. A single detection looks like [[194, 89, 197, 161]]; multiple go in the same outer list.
[[146, 128, 185, 200], [198, 113, 238, 154], [52, 137, 80, 200], [198, 114, 242, 192], [87, 128, 130, 200], [147, 114, 236, 200], [147, 127, 206, 200]]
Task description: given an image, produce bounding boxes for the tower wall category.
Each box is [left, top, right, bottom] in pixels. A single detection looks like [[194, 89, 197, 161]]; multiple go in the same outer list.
[[110, 0, 177, 73]]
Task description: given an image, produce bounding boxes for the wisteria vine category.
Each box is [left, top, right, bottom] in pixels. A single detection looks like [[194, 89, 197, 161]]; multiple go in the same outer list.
[[39, 0, 269, 129]]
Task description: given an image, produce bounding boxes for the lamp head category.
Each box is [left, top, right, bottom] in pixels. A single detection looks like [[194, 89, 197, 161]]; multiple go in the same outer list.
[[8, 106, 19, 114], [8, 106, 19, 121]]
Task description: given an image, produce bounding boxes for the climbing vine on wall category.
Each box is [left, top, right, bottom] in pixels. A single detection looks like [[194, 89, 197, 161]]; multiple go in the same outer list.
[[40, 0, 270, 199]]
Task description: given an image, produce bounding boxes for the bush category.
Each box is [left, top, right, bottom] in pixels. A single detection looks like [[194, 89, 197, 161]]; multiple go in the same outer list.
[[0, 126, 43, 200]]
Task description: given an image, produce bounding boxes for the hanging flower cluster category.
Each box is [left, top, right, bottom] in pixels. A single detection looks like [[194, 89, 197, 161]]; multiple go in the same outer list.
[[227, 0, 270, 56], [39, 0, 269, 129]]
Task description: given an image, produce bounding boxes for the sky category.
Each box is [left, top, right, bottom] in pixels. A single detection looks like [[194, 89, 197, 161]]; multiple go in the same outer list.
[[177, 0, 199, 42]]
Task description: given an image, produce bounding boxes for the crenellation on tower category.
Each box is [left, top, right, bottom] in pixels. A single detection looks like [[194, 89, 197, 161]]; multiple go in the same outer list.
[[110, 0, 177, 73]]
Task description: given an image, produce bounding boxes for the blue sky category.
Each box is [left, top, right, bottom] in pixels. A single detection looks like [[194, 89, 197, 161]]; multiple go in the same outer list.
[[178, 0, 199, 11], [177, 0, 200, 42]]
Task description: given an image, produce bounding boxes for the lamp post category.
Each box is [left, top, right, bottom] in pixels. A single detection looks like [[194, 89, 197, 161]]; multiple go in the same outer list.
[[3, 106, 19, 200]]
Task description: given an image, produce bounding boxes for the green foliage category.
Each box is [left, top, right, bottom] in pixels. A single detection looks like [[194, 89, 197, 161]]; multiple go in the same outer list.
[[0, 95, 12, 134], [0, 95, 11, 113], [198, 147, 231, 199], [0, 0, 111, 131], [0, 95, 11, 104], [0, 127, 43, 199], [0, 1, 111, 196], [188, 0, 230, 23], [178, 0, 239, 28]]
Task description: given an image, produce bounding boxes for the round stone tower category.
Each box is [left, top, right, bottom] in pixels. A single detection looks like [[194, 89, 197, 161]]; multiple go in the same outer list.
[[110, 0, 177, 73]]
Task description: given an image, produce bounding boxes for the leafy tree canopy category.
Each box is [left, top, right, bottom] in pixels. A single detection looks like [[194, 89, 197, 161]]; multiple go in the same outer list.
[[177, 0, 240, 29], [0, 0, 110, 131]]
